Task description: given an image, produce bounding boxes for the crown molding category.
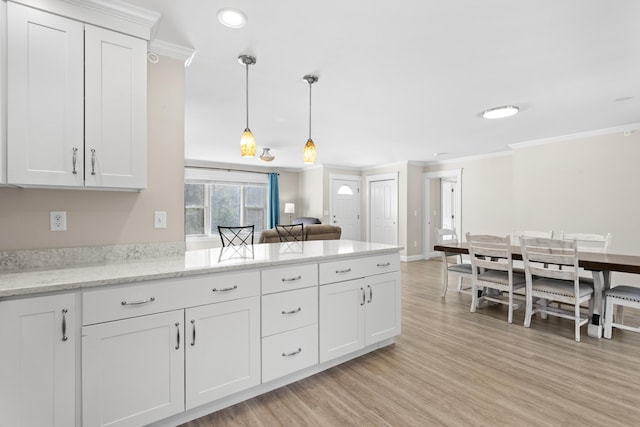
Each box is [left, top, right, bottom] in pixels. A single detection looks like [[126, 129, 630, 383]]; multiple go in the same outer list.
[[11, 0, 161, 39], [149, 40, 196, 63], [425, 150, 512, 166], [508, 123, 640, 150]]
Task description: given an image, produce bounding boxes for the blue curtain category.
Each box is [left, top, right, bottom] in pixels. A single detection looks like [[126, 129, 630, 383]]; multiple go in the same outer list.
[[267, 172, 280, 229]]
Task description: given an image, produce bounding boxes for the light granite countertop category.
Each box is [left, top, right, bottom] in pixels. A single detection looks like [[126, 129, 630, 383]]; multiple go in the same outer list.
[[0, 240, 402, 298]]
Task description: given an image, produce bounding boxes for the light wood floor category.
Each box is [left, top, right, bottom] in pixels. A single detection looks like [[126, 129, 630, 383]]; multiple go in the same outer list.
[[182, 260, 640, 427]]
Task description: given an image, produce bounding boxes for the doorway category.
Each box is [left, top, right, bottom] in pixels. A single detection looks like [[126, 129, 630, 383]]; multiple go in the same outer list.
[[423, 169, 462, 258], [367, 173, 398, 245], [329, 175, 361, 241]]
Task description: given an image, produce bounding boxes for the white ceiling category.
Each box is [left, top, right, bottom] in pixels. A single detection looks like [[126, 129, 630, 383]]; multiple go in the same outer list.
[[126, 0, 640, 169]]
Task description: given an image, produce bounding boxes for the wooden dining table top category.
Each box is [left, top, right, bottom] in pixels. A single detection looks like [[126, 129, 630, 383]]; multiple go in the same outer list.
[[434, 242, 640, 274]]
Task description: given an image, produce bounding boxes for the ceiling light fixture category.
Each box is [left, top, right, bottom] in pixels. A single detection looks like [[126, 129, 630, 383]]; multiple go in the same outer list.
[[303, 74, 319, 164], [259, 148, 274, 162], [238, 54, 257, 158], [482, 105, 519, 119], [217, 8, 247, 28]]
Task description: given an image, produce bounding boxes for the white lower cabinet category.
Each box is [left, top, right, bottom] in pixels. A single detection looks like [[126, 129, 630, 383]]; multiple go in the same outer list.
[[82, 310, 185, 427], [185, 296, 260, 409], [0, 293, 76, 427], [319, 271, 401, 363]]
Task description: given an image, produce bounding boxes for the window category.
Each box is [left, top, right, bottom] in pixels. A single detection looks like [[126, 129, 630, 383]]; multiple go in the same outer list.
[[184, 168, 269, 238]]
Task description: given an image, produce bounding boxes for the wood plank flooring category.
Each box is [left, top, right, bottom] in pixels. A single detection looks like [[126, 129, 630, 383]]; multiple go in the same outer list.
[[182, 260, 640, 427]]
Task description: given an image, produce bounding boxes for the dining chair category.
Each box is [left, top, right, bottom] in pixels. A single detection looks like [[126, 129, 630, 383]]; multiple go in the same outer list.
[[276, 224, 304, 242], [603, 285, 640, 339], [520, 237, 594, 342], [217, 225, 255, 247], [434, 228, 473, 298], [466, 233, 525, 324], [558, 232, 612, 253], [510, 230, 554, 246]]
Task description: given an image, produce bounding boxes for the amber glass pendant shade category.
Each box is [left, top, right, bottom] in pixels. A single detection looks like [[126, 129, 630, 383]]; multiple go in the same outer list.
[[303, 138, 316, 164], [240, 128, 256, 157]]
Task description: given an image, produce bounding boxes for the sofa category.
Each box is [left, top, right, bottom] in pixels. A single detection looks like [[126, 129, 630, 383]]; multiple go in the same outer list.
[[258, 224, 342, 243]]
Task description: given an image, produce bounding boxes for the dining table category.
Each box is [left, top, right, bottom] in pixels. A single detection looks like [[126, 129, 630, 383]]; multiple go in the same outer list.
[[434, 242, 640, 338]]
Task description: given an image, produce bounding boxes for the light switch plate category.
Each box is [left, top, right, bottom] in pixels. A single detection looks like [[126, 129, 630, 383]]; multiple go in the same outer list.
[[154, 211, 167, 229]]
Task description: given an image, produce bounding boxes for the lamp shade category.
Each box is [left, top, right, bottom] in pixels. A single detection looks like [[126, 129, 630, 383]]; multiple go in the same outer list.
[[240, 129, 256, 157], [284, 203, 295, 214], [303, 138, 316, 164]]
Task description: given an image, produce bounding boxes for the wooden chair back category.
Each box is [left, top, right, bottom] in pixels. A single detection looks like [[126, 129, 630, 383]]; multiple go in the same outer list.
[[511, 230, 554, 246], [466, 234, 512, 273], [519, 237, 579, 283], [558, 232, 612, 253]]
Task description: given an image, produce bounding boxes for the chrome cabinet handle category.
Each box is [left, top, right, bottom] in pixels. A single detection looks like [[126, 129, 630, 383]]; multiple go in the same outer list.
[[212, 285, 238, 292], [281, 275, 302, 282], [367, 285, 373, 303], [121, 297, 155, 306], [175, 323, 180, 350], [72, 148, 78, 174], [376, 262, 391, 267], [61, 309, 68, 342], [281, 307, 302, 315], [282, 347, 302, 357], [190, 320, 196, 346], [90, 149, 96, 175], [360, 287, 365, 306], [336, 268, 352, 274]]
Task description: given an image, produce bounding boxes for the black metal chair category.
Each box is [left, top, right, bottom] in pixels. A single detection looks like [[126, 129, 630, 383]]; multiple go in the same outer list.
[[275, 224, 304, 242], [218, 225, 254, 247]]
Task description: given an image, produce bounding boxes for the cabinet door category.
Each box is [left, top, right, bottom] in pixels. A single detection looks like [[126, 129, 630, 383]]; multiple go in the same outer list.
[[84, 25, 147, 189], [185, 296, 261, 410], [82, 310, 184, 427], [7, 2, 84, 187], [364, 271, 401, 346], [319, 278, 365, 363], [0, 0, 6, 185], [0, 294, 76, 427]]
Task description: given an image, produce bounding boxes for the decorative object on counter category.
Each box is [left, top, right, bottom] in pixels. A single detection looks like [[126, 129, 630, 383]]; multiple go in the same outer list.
[[302, 74, 319, 164], [284, 203, 295, 223], [276, 224, 305, 242], [218, 225, 255, 247], [239, 54, 257, 158]]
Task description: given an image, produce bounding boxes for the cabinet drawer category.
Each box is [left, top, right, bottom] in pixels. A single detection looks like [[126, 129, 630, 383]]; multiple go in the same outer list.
[[319, 253, 400, 285], [262, 263, 318, 294], [83, 271, 260, 325], [262, 324, 318, 383], [262, 287, 318, 337]]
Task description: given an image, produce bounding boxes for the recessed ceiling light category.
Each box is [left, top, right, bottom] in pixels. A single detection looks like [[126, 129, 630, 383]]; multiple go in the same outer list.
[[482, 105, 519, 119], [615, 96, 633, 102], [217, 8, 247, 28]]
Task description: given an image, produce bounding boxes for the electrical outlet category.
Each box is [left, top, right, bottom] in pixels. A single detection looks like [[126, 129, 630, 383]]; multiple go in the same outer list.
[[50, 211, 67, 231], [154, 211, 167, 229]]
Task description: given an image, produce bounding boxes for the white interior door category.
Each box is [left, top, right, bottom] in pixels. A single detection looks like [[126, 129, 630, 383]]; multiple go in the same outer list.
[[330, 177, 360, 240], [369, 177, 398, 245]]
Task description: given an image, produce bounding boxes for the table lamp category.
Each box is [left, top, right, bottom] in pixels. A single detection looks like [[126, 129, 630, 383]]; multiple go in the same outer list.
[[284, 203, 295, 224]]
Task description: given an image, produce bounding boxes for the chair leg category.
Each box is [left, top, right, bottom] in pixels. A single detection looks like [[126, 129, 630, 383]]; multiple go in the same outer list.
[[604, 297, 614, 339], [616, 304, 624, 324], [440, 261, 449, 298], [574, 301, 581, 342], [457, 276, 464, 292], [507, 290, 514, 324], [540, 299, 548, 320], [524, 292, 533, 328], [470, 283, 478, 313]]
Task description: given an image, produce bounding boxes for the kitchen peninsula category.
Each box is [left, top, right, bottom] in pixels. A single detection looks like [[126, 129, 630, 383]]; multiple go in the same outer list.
[[0, 240, 402, 427]]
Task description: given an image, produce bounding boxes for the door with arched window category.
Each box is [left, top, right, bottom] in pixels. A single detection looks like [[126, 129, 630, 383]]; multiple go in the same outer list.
[[330, 177, 361, 240]]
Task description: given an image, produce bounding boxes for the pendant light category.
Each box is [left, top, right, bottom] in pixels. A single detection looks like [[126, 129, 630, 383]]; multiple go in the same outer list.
[[303, 74, 318, 164], [238, 55, 257, 157], [259, 147, 274, 162]]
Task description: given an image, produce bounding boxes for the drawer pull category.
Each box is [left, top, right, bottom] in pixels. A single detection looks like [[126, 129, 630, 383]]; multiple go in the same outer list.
[[212, 285, 238, 292], [377, 262, 391, 267], [282, 347, 302, 357], [175, 322, 180, 350], [121, 297, 156, 306], [191, 320, 196, 346], [281, 307, 302, 315], [360, 288, 366, 306], [367, 285, 373, 303], [281, 275, 302, 282], [61, 309, 68, 342], [336, 268, 352, 274]]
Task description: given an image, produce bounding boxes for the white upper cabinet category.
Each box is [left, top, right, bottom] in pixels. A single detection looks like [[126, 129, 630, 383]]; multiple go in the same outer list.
[[84, 25, 146, 189], [7, 3, 84, 187], [0, 0, 7, 185], [6, 2, 147, 190]]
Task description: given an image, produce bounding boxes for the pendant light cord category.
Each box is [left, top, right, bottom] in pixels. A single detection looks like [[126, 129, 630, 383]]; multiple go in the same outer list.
[[245, 63, 250, 129], [308, 81, 312, 139]]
